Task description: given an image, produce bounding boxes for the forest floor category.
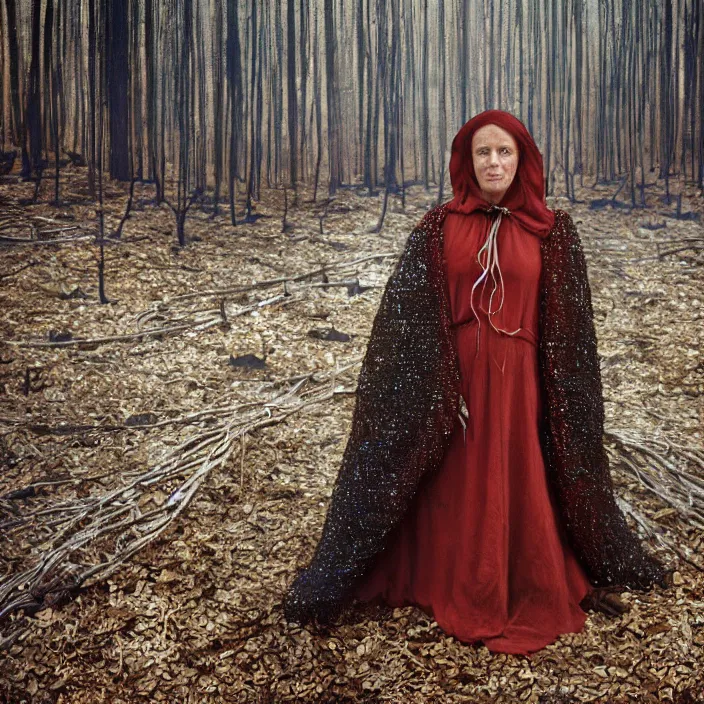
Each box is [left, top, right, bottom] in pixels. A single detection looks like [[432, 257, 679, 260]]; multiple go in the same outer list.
[[0, 168, 703, 704]]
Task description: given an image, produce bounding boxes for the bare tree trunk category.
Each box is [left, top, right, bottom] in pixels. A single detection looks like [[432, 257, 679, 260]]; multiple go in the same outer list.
[[194, 3, 207, 195], [245, 0, 258, 219], [312, 5, 323, 203], [95, 0, 109, 304], [459, 0, 469, 124], [595, 0, 606, 184], [130, 0, 142, 180], [698, 0, 704, 188], [0, 0, 4, 150], [265, 4, 274, 188], [105, 0, 130, 181], [573, 0, 583, 180], [564, 0, 573, 201], [660, 0, 674, 199], [404, 0, 418, 182], [71, 0, 83, 155], [324, 0, 342, 194], [356, 0, 365, 179], [437, 0, 447, 203], [627, 2, 637, 207], [254, 3, 264, 202], [3, 0, 23, 148], [420, 0, 429, 189], [97, 98, 109, 305], [497, 0, 503, 106], [298, 0, 309, 183], [515, 0, 523, 120], [363, 0, 374, 191], [46, 0, 61, 204], [637, 0, 647, 203], [24, 0, 42, 182], [273, 1, 283, 185], [87, 0, 97, 195], [287, 0, 298, 192], [212, 0, 224, 217], [377, 0, 388, 191], [226, 0, 242, 224], [145, 0, 161, 201], [167, 0, 195, 247]]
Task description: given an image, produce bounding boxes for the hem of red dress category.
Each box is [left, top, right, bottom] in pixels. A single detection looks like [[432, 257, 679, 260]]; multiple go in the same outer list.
[[354, 594, 589, 657], [451, 611, 589, 656]]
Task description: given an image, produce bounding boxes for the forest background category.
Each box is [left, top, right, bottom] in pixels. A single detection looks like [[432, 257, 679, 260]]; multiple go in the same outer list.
[[0, 0, 703, 702]]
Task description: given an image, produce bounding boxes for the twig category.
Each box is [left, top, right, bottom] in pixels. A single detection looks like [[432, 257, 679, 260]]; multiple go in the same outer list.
[[8, 291, 297, 350], [113, 177, 136, 239], [162, 252, 396, 303], [297, 279, 381, 290], [606, 429, 704, 530], [0, 261, 37, 279], [37, 226, 79, 236], [618, 497, 704, 573], [0, 234, 94, 246], [240, 434, 247, 489], [5, 324, 195, 348]]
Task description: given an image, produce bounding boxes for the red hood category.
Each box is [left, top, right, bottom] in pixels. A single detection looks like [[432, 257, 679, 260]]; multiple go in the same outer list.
[[447, 110, 554, 238]]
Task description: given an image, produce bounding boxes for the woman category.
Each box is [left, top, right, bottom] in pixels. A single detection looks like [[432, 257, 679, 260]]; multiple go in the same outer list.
[[284, 110, 667, 655]]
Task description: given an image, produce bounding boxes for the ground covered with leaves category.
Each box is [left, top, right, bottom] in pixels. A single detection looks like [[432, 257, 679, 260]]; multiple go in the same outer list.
[[1, 170, 703, 703]]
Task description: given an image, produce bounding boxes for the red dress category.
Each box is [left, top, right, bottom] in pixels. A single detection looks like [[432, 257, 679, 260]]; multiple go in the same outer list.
[[355, 211, 593, 656]]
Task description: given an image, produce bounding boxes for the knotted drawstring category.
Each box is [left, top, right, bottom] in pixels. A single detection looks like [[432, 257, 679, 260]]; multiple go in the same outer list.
[[469, 205, 523, 355]]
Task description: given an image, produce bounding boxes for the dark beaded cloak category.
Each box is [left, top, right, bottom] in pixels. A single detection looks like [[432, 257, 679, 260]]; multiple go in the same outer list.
[[284, 203, 665, 624]]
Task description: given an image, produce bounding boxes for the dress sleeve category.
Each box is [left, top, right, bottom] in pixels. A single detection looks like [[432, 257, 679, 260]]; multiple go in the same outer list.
[[538, 209, 665, 590], [284, 212, 460, 624]]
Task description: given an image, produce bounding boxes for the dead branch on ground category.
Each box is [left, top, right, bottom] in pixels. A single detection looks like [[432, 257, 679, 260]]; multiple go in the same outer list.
[[0, 361, 360, 647]]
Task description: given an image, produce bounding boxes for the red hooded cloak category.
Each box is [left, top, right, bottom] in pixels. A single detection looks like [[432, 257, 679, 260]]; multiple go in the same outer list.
[[284, 111, 665, 635]]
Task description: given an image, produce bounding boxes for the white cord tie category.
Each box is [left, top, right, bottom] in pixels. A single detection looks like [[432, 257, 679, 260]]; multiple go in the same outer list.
[[469, 206, 522, 355]]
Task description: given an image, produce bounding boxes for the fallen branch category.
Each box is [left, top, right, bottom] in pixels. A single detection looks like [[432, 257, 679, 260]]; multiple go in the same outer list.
[[134, 292, 296, 332], [36, 226, 80, 236], [0, 362, 360, 645], [605, 429, 704, 573], [0, 234, 94, 246], [6, 293, 297, 349], [5, 323, 196, 349], [606, 429, 704, 530], [0, 359, 365, 439], [133, 253, 394, 336], [297, 279, 382, 291], [617, 498, 704, 573], [0, 261, 37, 279], [162, 252, 397, 303]]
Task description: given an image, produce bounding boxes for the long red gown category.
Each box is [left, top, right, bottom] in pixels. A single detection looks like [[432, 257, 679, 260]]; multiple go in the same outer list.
[[354, 211, 593, 656]]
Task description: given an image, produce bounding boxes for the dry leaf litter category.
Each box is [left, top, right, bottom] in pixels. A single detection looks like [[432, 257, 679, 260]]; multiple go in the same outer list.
[[0, 168, 703, 703]]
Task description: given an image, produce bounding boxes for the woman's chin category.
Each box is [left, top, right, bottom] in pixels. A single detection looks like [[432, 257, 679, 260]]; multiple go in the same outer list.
[[481, 185, 508, 203]]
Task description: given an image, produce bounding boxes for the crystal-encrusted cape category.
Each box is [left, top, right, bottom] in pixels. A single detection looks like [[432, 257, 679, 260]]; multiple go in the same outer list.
[[284, 205, 664, 624]]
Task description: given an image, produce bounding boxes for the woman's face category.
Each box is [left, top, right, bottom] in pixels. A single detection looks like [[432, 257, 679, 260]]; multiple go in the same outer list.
[[471, 124, 519, 205]]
